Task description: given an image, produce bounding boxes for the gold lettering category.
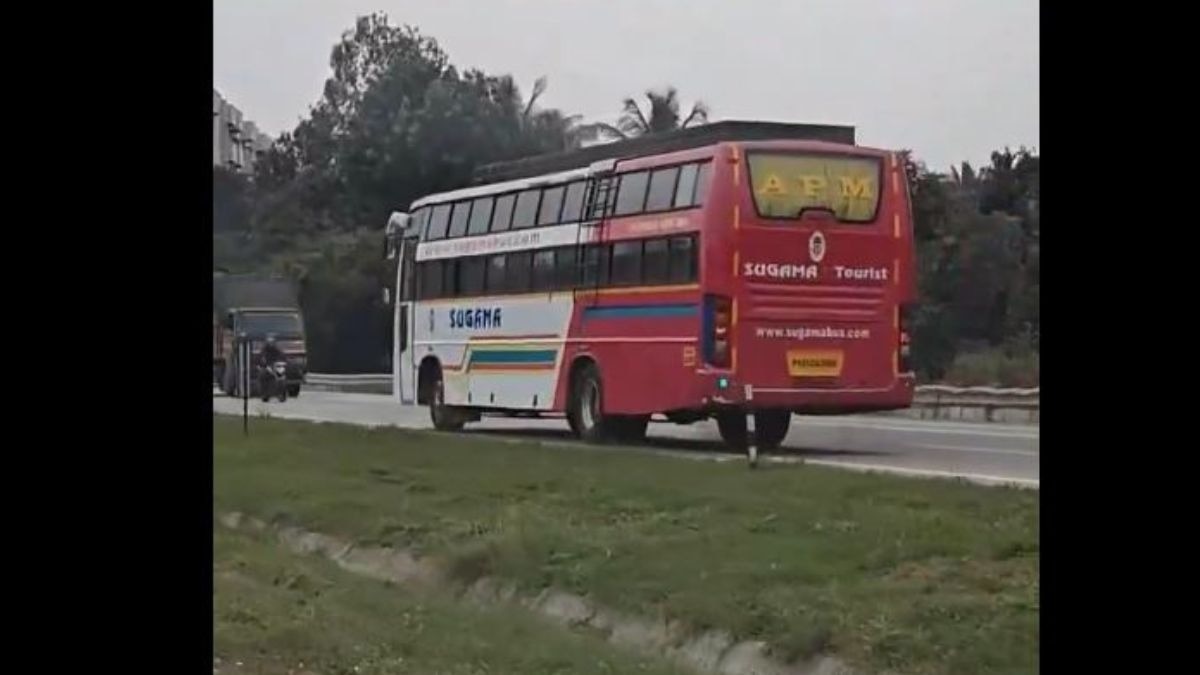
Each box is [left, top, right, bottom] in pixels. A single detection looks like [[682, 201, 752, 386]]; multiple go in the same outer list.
[[799, 175, 827, 197], [757, 174, 787, 195], [839, 176, 873, 199]]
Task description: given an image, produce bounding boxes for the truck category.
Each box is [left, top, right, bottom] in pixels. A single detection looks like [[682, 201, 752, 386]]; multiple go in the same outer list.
[[213, 273, 307, 397]]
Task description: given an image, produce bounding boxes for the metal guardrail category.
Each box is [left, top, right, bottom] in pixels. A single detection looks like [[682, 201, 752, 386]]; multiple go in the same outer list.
[[914, 386, 1039, 409], [305, 374, 1040, 406]]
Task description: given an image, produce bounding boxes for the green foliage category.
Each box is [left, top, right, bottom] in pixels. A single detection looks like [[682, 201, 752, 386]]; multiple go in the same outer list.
[[944, 349, 1040, 388], [214, 14, 590, 371], [583, 86, 710, 141], [212, 167, 251, 233], [905, 148, 1039, 383], [215, 417, 1039, 675]]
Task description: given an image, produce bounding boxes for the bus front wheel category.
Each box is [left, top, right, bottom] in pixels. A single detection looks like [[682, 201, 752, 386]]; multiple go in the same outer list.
[[429, 372, 465, 432], [716, 411, 791, 452]]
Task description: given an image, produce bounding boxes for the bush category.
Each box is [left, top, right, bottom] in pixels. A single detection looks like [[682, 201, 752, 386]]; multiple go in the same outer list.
[[943, 349, 1039, 388]]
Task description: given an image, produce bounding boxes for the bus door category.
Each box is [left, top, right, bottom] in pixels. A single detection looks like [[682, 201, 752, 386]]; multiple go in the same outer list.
[[387, 212, 420, 405]]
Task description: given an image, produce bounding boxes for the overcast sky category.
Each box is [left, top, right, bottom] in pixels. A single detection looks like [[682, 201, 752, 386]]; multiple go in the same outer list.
[[214, 0, 1038, 171]]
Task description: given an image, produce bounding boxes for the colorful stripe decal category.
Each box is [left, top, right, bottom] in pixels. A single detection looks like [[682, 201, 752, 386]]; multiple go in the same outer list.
[[470, 333, 559, 342], [445, 342, 560, 373], [582, 303, 699, 320], [470, 349, 557, 367]]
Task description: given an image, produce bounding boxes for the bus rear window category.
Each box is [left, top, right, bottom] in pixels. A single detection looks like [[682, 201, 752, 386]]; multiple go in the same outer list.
[[746, 153, 881, 223]]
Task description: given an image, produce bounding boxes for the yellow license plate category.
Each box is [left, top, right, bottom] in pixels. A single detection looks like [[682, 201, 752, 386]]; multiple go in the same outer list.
[[787, 350, 844, 377]]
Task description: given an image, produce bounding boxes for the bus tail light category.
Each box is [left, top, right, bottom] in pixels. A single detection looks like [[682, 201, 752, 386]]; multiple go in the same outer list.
[[898, 304, 913, 373], [705, 295, 733, 368]]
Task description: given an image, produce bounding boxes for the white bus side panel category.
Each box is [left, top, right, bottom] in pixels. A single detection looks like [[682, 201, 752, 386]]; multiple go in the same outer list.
[[413, 293, 575, 410]]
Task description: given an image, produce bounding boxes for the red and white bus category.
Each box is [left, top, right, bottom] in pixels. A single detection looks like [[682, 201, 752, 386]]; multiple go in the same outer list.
[[384, 121, 915, 453]]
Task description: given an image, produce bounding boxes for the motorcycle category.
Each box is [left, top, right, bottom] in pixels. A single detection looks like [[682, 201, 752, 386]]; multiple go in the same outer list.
[[259, 361, 289, 403]]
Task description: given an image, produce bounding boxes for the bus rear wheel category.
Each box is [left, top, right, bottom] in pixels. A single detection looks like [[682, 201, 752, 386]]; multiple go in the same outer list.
[[715, 411, 791, 452], [570, 363, 613, 443], [569, 363, 649, 444]]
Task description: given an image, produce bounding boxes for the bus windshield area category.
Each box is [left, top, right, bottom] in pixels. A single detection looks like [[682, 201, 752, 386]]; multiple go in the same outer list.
[[746, 153, 882, 223]]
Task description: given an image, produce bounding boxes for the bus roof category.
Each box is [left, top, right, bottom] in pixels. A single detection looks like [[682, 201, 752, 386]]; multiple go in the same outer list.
[[470, 120, 855, 185]]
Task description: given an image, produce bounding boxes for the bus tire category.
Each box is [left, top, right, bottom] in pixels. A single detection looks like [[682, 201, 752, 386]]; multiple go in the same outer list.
[[715, 413, 747, 450], [429, 370, 464, 432], [570, 362, 613, 443], [716, 411, 791, 452], [755, 411, 791, 450]]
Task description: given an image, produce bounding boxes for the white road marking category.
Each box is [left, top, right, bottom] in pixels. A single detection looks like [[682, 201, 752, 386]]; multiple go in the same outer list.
[[907, 442, 1039, 458]]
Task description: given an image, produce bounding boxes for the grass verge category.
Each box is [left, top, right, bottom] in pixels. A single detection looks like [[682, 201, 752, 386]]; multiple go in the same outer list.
[[214, 416, 1038, 675], [215, 526, 684, 674]]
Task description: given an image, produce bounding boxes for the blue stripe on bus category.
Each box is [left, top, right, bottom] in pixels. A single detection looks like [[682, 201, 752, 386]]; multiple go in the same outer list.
[[469, 349, 558, 365], [582, 303, 699, 320]]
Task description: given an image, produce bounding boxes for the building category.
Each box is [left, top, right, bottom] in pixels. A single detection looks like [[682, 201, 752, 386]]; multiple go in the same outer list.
[[213, 89, 273, 174]]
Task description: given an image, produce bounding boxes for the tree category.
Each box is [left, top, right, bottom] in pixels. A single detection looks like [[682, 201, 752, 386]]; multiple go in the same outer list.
[[586, 86, 709, 140], [212, 167, 251, 233], [903, 147, 1040, 382], [227, 14, 593, 371]]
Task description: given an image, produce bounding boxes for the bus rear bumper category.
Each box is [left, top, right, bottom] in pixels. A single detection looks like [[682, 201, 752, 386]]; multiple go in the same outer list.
[[693, 373, 916, 415]]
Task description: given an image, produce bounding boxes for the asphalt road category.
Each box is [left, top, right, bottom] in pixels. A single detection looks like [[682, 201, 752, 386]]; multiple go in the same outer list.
[[213, 389, 1038, 488]]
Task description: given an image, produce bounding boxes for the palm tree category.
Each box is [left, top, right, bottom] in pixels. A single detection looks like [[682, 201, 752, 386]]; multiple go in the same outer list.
[[585, 87, 709, 141], [507, 75, 590, 152]]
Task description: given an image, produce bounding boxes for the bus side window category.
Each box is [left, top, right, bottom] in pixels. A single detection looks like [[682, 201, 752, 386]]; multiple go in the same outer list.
[[512, 190, 541, 230], [506, 251, 533, 293], [427, 203, 452, 240], [614, 171, 650, 216], [673, 164, 699, 208], [458, 257, 486, 296], [447, 201, 471, 239], [467, 197, 494, 236], [646, 167, 680, 212], [532, 249, 556, 291], [401, 252, 417, 301], [581, 244, 610, 288], [643, 238, 670, 285], [419, 261, 443, 300], [442, 259, 458, 297], [538, 185, 565, 226], [692, 162, 712, 206], [491, 194, 516, 232], [668, 235, 697, 283], [554, 247, 576, 290], [485, 254, 507, 293], [560, 181, 587, 224], [611, 240, 642, 286], [408, 207, 430, 242]]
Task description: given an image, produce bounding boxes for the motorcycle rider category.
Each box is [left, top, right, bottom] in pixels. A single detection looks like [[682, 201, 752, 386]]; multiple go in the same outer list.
[[256, 334, 286, 397]]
